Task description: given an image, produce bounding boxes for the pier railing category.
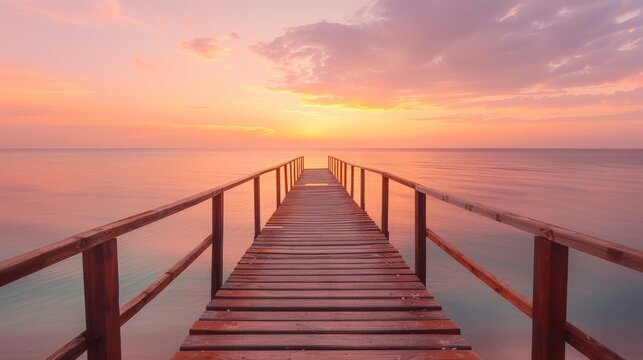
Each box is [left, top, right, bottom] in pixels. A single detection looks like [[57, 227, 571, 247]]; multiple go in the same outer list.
[[0, 156, 304, 360], [328, 155, 642, 360]]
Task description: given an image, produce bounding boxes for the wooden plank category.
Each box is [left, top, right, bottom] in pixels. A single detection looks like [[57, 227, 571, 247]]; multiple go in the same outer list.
[[221, 282, 426, 290], [214, 289, 431, 299], [200, 310, 449, 321], [234, 263, 410, 270], [230, 269, 415, 276], [189, 320, 460, 335], [181, 334, 470, 350], [207, 298, 440, 311], [226, 275, 421, 282], [172, 350, 480, 360]]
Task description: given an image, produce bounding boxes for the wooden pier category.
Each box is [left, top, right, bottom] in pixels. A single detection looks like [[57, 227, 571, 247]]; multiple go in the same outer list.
[[173, 168, 476, 359], [1, 155, 641, 360]]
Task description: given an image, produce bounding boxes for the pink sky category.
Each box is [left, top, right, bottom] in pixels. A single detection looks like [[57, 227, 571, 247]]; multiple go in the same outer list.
[[1, 0, 642, 148]]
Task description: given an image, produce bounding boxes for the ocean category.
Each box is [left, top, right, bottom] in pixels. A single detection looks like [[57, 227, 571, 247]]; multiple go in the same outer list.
[[0, 149, 641, 359]]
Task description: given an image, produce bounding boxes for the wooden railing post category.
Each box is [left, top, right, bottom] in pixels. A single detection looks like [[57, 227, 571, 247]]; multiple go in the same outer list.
[[253, 176, 260, 238], [276, 167, 281, 207], [283, 165, 288, 194], [360, 168, 365, 210], [290, 161, 294, 188], [343, 162, 347, 188], [82, 238, 121, 360], [381, 175, 389, 238], [350, 165, 355, 198], [211, 193, 224, 298], [532, 236, 568, 360], [415, 191, 427, 284]]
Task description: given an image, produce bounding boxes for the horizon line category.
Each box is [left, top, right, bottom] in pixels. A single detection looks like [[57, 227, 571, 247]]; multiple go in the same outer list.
[[1, 147, 642, 151]]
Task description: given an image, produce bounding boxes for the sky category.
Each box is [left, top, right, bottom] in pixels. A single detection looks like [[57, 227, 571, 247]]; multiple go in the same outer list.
[[1, 0, 642, 148]]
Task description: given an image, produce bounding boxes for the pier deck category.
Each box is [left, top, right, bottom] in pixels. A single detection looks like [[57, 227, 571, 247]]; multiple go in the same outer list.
[[172, 169, 478, 359]]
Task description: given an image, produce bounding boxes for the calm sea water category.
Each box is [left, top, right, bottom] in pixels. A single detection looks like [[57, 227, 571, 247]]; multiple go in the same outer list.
[[0, 149, 641, 359]]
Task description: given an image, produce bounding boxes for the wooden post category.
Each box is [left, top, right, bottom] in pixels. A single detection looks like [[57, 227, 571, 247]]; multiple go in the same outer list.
[[360, 168, 365, 210], [532, 236, 568, 360], [82, 238, 121, 360], [381, 176, 389, 238], [343, 162, 347, 188], [415, 191, 427, 284], [253, 176, 260, 238], [350, 165, 355, 198], [276, 168, 281, 207], [211, 193, 224, 298], [283, 165, 288, 194], [290, 161, 294, 188]]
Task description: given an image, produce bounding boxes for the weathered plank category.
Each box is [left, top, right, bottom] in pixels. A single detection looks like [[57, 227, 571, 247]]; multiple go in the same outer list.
[[181, 334, 471, 350], [172, 350, 479, 360]]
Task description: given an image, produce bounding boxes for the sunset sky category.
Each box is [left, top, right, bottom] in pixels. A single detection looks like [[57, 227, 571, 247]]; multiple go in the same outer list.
[[1, 0, 642, 148]]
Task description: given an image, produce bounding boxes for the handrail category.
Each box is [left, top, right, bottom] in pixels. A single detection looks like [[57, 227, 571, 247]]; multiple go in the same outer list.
[[328, 155, 640, 360], [425, 228, 624, 360], [329, 156, 643, 273], [0, 156, 304, 360], [0, 157, 301, 286]]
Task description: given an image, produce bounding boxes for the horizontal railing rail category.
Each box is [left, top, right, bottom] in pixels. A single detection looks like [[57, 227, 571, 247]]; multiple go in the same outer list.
[[328, 155, 641, 360], [0, 156, 304, 360]]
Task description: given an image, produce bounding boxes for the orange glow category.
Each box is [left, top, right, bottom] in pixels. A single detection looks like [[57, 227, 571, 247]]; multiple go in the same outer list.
[[0, 1, 641, 148]]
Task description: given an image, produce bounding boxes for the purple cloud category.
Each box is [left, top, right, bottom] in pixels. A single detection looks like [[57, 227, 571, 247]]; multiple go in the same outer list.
[[252, 0, 643, 107]]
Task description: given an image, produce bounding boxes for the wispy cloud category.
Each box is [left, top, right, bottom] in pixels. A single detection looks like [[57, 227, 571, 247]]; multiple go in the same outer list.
[[131, 57, 157, 71], [181, 33, 240, 60], [0, 65, 91, 94], [415, 109, 643, 124], [165, 123, 276, 136], [4, 0, 150, 28]]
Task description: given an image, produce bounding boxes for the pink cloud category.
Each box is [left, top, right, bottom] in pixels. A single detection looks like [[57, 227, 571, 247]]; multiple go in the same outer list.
[[252, 0, 643, 108], [180, 34, 239, 60], [131, 57, 157, 71]]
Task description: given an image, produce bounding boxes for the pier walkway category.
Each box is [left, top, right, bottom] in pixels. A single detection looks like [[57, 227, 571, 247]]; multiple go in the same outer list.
[[173, 168, 477, 359], [2, 155, 639, 359]]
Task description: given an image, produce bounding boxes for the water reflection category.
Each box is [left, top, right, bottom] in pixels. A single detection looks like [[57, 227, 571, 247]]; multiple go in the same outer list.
[[0, 149, 641, 359]]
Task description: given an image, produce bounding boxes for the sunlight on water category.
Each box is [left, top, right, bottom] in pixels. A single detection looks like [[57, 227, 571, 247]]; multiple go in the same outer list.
[[0, 149, 641, 359]]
